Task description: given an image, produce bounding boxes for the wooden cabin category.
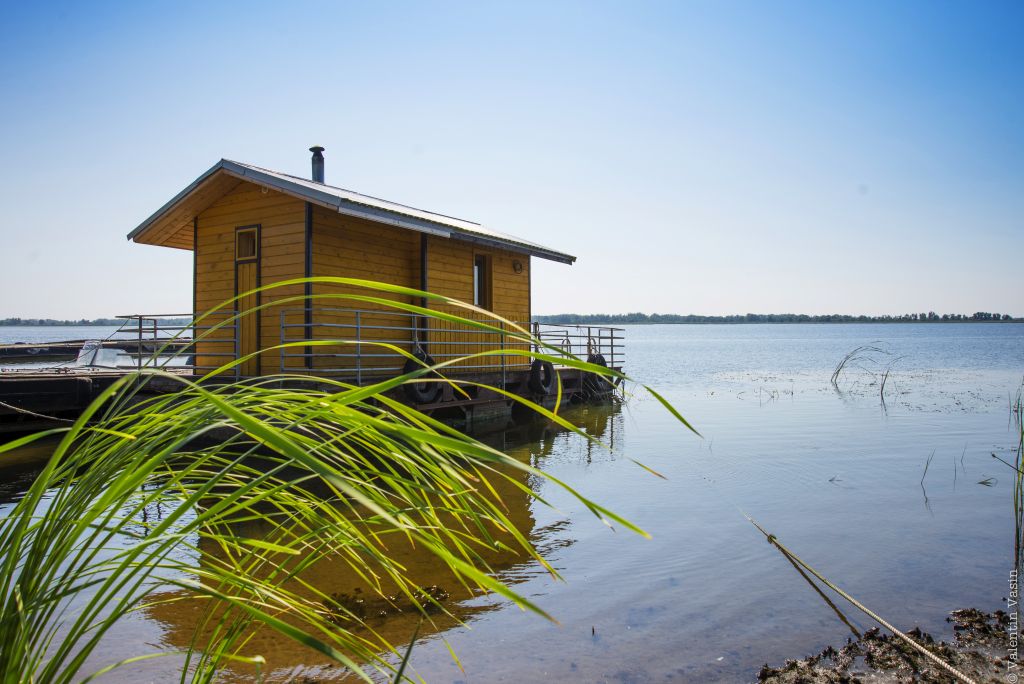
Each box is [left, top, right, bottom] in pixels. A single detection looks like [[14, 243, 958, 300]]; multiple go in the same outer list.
[[127, 148, 579, 390]]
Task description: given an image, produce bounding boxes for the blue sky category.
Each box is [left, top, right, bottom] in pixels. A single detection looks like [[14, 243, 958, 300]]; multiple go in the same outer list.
[[1, 1, 1020, 318]]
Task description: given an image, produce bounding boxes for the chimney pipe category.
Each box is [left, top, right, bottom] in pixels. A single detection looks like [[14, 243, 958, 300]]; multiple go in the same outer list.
[[310, 146, 325, 183]]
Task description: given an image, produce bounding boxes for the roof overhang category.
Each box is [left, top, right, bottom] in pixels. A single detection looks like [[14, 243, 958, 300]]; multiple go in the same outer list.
[[127, 159, 576, 264]]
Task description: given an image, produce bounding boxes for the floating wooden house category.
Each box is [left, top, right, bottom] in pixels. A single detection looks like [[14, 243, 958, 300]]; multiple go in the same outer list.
[[127, 148, 620, 420]]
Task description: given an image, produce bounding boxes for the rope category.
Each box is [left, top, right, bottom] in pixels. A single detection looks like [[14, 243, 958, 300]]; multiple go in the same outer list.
[[0, 400, 75, 423], [715, 487, 979, 684]]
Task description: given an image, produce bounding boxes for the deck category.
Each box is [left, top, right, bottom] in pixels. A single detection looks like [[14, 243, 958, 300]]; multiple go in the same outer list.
[[0, 312, 624, 434], [0, 339, 192, 363]]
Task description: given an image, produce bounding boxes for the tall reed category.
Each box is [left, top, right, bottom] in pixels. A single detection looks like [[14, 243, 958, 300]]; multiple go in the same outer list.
[[1014, 379, 1024, 571], [830, 343, 896, 386], [0, 278, 697, 684]]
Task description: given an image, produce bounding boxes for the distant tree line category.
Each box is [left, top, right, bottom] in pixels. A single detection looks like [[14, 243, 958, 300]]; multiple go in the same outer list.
[[532, 311, 1019, 325], [1, 317, 193, 326], [4, 313, 1017, 328]]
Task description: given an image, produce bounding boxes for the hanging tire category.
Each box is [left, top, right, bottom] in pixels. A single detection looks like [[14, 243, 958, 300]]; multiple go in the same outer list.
[[528, 359, 556, 395], [584, 353, 610, 394], [403, 351, 441, 404]]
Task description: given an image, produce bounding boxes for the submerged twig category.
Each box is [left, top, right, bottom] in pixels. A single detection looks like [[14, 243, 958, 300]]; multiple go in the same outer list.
[[831, 343, 890, 387], [992, 453, 1019, 472], [774, 544, 861, 638], [878, 355, 906, 410], [1018, 383, 1024, 570], [921, 452, 934, 485], [921, 452, 934, 515]]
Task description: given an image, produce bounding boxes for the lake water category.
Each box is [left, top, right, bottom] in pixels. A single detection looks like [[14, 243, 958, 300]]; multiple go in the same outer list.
[[0, 326, 136, 346], [1, 323, 1021, 683], [0, 326, 188, 370]]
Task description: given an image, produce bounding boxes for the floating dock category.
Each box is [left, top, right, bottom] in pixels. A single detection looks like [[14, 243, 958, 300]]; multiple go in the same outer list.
[[0, 360, 616, 436], [0, 339, 192, 363], [0, 369, 191, 433]]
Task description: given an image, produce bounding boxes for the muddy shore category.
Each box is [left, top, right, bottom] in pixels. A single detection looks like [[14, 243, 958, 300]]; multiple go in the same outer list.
[[755, 608, 1014, 684]]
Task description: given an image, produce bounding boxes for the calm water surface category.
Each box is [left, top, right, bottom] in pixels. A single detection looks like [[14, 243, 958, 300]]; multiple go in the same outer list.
[[2, 323, 1021, 683], [0, 326, 133, 346], [0, 326, 187, 370]]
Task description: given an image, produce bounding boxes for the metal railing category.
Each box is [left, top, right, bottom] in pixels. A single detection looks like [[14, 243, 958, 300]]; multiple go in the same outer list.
[[279, 307, 532, 385], [532, 322, 624, 371], [113, 310, 624, 387], [115, 313, 239, 380], [278, 308, 624, 382]]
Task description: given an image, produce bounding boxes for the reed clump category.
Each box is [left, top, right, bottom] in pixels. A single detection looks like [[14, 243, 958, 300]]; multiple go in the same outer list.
[[0, 279, 696, 684], [1013, 378, 1024, 570], [831, 343, 906, 408]]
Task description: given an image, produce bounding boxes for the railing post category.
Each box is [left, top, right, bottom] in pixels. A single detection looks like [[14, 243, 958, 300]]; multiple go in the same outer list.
[[501, 321, 505, 392], [280, 309, 285, 375], [234, 310, 240, 381], [137, 316, 142, 371], [305, 303, 312, 371], [356, 311, 361, 386]]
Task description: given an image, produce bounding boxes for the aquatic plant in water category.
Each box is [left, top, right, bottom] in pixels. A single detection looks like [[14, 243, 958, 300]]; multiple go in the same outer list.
[[1014, 380, 1024, 571], [0, 278, 697, 684]]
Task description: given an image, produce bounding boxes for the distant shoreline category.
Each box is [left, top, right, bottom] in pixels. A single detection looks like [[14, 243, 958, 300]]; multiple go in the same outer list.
[[2, 315, 1020, 327], [0, 319, 191, 327], [532, 321, 1019, 325], [532, 313, 1019, 325]]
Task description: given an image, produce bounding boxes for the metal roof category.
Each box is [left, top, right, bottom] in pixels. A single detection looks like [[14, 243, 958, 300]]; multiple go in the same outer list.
[[127, 159, 576, 264]]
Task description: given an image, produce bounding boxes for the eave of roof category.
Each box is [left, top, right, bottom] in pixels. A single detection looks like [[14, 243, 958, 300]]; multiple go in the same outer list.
[[127, 159, 576, 264]]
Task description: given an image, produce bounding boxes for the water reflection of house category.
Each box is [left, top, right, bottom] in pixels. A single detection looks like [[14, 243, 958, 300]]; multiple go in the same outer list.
[[137, 403, 621, 682], [125, 148, 623, 426], [142, 449, 537, 681]]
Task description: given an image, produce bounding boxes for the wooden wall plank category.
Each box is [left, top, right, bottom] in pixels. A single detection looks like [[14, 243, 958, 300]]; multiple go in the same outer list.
[[193, 187, 533, 377], [194, 180, 305, 376]]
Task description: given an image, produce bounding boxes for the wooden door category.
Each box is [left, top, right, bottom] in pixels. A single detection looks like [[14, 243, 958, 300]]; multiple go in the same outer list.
[[235, 226, 260, 376]]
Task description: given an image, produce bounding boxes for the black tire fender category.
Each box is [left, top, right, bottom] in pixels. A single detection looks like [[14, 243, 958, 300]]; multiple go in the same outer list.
[[403, 351, 441, 404], [584, 353, 610, 394], [528, 359, 556, 395]]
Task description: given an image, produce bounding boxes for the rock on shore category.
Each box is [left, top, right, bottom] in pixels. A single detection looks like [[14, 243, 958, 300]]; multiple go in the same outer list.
[[755, 608, 1012, 684]]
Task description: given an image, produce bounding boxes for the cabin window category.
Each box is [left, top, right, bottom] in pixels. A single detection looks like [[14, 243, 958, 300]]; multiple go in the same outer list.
[[474, 255, 488, 309], [236, 228, 257, 260]]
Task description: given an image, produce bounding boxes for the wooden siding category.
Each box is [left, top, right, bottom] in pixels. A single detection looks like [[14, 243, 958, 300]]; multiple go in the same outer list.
[[193, 181, 532, 379], [194, 182, 305, 375], [300, 208, 420, 376], [424, 237, 530, 321], [303, 211, 532, 378], [425, 237, 531, 373]]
